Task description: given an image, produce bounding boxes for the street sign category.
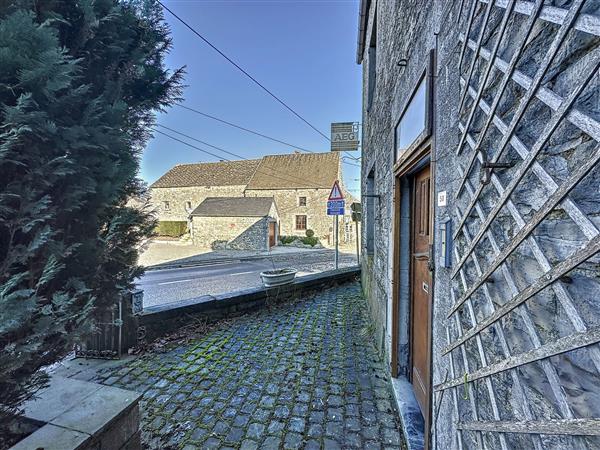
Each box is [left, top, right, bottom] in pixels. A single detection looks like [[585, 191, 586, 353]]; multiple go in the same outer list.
[[326, 181, 346, 269], [328, 180, 344, 201], [331, 122, 359, 151], [327, 180, 345, 215], [327, 200, 345, 216]]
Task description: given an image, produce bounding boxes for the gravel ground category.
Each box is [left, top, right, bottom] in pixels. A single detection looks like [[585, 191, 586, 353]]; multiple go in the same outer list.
[[92, 283, 405, 449]]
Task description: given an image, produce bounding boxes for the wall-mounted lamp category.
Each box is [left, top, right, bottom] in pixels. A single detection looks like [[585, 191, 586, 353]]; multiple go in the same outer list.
[[397, 58, 408, 68]]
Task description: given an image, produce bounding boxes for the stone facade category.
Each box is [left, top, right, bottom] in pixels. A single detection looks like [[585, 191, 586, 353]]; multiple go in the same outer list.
[[150, 185, 246, 222], [358, 1, 600, 449], [149, 152, 357, 246], [245, 188, 355, 244], [191, 202, 278, 251]]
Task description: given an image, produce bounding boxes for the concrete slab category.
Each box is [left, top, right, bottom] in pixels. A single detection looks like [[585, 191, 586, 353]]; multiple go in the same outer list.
[[51, 356, 134, 382], [391, 377, 425, 450], [22, 377, 102, 423], [53, 384, 141, 436], [10, 423, 90, 450], [17, 376, 141, 450]]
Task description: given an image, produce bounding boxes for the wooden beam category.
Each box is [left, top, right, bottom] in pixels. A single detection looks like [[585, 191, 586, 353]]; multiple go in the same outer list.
[[448, 141, 600, 317], [480, 0, 600, 36], [451, 42, 600, 280], [444, 233, 600, 355], [436, 327, 600, 392], [453, 0, 585, 237], [458, 418, 600, 436]]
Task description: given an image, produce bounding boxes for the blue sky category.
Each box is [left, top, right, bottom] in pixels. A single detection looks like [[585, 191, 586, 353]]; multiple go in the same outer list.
[[142, 0, 362, 196]]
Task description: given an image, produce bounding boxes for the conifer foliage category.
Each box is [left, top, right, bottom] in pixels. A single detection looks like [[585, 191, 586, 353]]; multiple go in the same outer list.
[[0, 0, 183, 417]]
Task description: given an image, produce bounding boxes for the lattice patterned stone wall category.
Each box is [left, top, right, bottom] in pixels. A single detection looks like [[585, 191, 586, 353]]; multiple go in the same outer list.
[[435, 1, 600, 449]]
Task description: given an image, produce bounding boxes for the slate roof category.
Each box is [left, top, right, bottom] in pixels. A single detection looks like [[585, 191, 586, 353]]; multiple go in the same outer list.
[[245, 152, 341, 190], [190, 197, 276, 217], [150, 159, 261, 188]]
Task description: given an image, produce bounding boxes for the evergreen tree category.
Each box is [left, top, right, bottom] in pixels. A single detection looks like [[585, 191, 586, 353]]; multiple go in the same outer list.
[[0, 0, 183, 418]]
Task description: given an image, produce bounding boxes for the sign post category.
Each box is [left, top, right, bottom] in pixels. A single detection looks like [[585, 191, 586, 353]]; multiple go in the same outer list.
[[327, 180, 345, 269]]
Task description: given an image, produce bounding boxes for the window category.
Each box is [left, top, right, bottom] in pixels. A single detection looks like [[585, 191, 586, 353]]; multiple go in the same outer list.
[[163, 201, 170, 211], [298, 196, 307, 206], [185, 201, 192, 210], [296, 215, 307, 230], [395, 76, 427, 161]]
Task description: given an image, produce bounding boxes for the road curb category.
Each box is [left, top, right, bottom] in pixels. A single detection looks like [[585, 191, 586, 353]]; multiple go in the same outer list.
[[144, 249, 336, 271]]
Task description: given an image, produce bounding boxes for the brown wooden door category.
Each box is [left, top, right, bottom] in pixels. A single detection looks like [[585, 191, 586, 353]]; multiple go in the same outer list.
[[268, 222, 276, 247], [410, 165, 432, 418]]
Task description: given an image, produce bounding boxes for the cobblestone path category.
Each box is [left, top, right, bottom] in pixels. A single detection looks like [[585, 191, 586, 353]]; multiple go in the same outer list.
[[95, 283, 405, 449]]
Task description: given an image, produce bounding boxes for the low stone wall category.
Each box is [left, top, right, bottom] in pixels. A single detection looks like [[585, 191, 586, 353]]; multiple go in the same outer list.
[[139, 267, 361, 342], [191, 216, 269, 251]]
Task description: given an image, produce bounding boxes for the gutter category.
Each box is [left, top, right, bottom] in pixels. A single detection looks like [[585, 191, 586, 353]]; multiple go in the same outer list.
[[356, 0, 371, 64]]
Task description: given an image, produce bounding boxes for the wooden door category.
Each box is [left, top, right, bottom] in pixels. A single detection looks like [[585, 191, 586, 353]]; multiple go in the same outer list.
[[410, 165, 432, 417], [268, 222, 276, 247]]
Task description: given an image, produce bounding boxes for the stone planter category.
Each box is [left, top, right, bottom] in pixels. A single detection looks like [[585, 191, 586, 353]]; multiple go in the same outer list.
[[260, 269, 297, 287]]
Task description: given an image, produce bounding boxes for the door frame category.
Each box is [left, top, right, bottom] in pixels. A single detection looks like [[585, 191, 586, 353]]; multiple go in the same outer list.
[[391, 144, 434, 447]]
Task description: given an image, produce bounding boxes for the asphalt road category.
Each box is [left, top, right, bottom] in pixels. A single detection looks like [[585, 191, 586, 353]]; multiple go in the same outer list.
[[137, 251, 358, 308]]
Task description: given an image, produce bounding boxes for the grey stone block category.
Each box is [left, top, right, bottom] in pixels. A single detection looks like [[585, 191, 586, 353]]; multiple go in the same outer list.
[[10, 424, 90, 450], [52, 384, 140, 439]]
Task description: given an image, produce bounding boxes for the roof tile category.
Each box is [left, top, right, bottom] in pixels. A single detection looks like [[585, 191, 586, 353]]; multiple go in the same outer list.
[[190, 197, 275, 217], [150, 159, 260, 188]]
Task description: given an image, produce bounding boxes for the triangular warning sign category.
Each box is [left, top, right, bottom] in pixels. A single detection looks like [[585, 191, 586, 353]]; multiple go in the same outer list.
[[328, 180, 344, 201]]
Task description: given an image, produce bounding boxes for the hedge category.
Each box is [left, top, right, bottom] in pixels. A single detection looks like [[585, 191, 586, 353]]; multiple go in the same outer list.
[[156, 221, 187, 237], [280, 235, 297, 245], [301, 236, 319, 247]]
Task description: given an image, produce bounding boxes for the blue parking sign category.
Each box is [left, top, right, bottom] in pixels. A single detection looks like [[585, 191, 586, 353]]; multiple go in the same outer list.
[[327, 200, 345, 216]]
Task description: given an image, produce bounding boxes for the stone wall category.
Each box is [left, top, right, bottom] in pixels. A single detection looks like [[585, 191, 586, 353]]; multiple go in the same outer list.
[[150, 185, 246, 222], [360, 0, 440, 367], [245, 187, 355, 244], [191, 216, 271, 251], [359, 0, 600, 448], [139, 267, 361, 343], [150, 185, 356, 245]]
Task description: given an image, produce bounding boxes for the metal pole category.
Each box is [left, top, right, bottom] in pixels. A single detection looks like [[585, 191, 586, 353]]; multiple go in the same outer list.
[[355, 220, 360, 264], [335, 215, 339, 269]]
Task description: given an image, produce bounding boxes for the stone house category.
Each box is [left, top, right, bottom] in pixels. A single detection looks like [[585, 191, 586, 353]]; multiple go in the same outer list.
[[150, 159, 260, 222], [190, 197, 278, 251], [150, 152, 356, 246], [244, 152, 356, 244], [357, 1, 600, 449]]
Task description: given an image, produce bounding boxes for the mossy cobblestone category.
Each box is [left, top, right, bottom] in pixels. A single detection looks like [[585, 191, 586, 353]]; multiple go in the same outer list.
[[94, 283, 404, 449]]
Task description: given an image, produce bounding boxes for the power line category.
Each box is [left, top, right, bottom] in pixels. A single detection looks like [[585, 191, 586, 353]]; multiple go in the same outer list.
[[156, 124, 245, 160], [159, 1, 330, 142], [168, 106, 361, 168], [175, 104, 314, 153], [152, 127, 342, 190], [152, 129, 227, 161]]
